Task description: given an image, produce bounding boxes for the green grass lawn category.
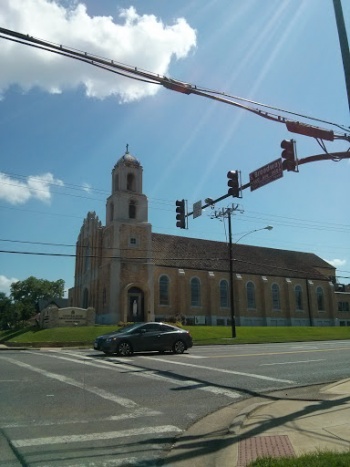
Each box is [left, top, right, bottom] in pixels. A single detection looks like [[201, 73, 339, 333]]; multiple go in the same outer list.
[[1, 325, 350, 346], [248, 450, 350, 466]]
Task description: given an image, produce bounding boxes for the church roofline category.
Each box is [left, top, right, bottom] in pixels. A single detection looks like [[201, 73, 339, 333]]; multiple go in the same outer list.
[[151, 232, 335, 280], [115, 144, 141, 168]]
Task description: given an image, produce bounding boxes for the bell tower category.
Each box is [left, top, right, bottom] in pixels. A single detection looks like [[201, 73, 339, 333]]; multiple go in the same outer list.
[[106, 144, 148, 225], [103, 145, 154, 323]]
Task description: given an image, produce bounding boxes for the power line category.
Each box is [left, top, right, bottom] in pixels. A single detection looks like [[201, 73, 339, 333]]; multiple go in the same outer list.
[[0, 248, 338, 279], [1, 170, 350, 234], [2, 168, 349, 236], [0, 27, 349, 138]]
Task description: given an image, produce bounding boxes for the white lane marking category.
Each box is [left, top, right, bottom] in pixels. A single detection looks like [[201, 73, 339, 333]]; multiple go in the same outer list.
[[65, 457, 158, 467], [1, 408, 160, 429], [27, 351, 241, 399], [181, 354, 206, 359], [139, 356, 295, 384], [115, 364, 240, 399], [67, 458, 157, 467], [0, 379, 22, 382], [261, 359, 325, 366], [290, 346, 319, 350], [0, 356, 141, 410], [12, 425, 182, 448]]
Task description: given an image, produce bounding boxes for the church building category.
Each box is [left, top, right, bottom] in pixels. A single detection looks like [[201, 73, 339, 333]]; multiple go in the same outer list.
[[68, 147, 350, 327]]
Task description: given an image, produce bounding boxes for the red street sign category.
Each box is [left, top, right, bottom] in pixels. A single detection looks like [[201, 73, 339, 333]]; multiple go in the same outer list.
[[249, 158, 283, 191], [286, 121, 334, 141]]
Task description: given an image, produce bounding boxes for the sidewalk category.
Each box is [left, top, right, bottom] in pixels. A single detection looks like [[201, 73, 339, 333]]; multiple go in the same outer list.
[[165, 379, 350, 466], [0, 343, 29, 351]]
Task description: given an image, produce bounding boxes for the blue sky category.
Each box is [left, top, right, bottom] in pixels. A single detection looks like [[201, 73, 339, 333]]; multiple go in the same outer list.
[[0, 0, 349, 296]]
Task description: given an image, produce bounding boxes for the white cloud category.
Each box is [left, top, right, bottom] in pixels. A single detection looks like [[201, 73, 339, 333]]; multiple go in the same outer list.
[[0, 1, 196, 102], [325, 258, 347, 269], [0, 275, 18, 296], [0, 172, 64, 205]]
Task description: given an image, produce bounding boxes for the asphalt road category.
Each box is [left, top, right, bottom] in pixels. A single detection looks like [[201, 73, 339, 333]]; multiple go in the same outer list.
[[1, 340, 350, 466]]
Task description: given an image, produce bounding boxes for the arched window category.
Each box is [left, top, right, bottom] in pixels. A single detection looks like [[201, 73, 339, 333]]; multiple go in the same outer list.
[[220, 280, 229, 307], [295, 285, 303, 310], [191, 277, 201, 306], [129, 200, 136, 219], [159, 275, 169, 305], [127, 173, 135, 191], [114, 174, 119, 192], [272, 283, 280, 310], [316, 286, 325, 311], [109, 202, 114, 221], [246, 281, 256, 309]]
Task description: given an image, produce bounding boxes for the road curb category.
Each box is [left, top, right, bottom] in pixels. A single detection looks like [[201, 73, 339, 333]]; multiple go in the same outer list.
[[228, 400, 271, 435], [0, 431, 22, 466]]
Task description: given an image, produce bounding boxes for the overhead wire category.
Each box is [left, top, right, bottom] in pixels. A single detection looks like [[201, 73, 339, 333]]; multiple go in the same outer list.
[[2, 170, 350, 234], [0, 248, 338, 279], [0, 28, 349, 277], [0, 27, 349, 138], [192, 85, 350, 133]]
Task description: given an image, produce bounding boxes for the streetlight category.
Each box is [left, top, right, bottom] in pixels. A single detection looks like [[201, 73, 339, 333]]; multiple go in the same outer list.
[[227, 216, 273, 338], [234, 225, 273, 245]]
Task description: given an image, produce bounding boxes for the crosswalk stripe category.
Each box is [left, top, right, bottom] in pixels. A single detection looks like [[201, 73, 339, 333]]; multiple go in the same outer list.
[[0, 356, 142, 409], [11, 425, 182, 448], [140, 356, 295, 384], [1, 407, 161, 429], [36, 351, 241, 399]]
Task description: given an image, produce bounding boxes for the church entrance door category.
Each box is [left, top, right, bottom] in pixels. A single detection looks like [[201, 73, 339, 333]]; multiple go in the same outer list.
[[128, 287, 144, 322]]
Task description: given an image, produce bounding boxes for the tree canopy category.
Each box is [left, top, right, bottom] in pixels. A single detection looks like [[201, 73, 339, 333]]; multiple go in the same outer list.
[[0, 276, 65, 328]]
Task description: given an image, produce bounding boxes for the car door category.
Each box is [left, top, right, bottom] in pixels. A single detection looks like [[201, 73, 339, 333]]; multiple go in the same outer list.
[[157, 324, 177, 350], [130, 324, 163, 352]]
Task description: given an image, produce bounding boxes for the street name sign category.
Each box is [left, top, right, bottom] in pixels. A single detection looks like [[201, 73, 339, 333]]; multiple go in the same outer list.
[[249, 158, 283, 192], [193, 200, 202, 218]]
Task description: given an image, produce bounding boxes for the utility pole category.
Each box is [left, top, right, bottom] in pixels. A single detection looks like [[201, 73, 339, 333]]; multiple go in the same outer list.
[[212, 204, 243, 338], [227, 208, 236, 338], [333, 0, 350, 114]]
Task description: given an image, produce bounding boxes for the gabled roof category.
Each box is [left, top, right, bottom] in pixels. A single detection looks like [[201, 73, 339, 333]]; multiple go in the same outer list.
[[38, 298, 69, 312], [152, 233, 334, 281]]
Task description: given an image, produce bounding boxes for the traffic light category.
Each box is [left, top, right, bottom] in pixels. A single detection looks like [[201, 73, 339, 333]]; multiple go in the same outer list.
[[175, 199, 186, 229], [281, 139, 297, 171], [227, 170, 241, 197]]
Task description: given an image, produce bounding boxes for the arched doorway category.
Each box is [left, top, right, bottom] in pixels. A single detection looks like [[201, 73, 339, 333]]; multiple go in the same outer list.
[[127, 287, 144, 322]]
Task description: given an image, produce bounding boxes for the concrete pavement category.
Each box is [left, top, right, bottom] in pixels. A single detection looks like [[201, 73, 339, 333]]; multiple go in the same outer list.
[[1, 344, 350, 466], [165, 379, 350, 466]]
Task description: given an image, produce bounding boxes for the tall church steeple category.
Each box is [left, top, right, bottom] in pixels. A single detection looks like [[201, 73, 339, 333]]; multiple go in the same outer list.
[[103, 145, 154, 324], [106, 145, 148, 226]]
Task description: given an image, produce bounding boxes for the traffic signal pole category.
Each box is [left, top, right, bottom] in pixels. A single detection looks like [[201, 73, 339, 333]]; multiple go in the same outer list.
[[333, 0, 350, 114], [176, 148, 350, 337], [184, 151, 350, 220]]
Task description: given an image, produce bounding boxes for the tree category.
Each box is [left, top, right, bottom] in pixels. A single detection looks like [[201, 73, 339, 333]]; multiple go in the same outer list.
[[0, 292, 14, 330], [10, 276, 65, 321]]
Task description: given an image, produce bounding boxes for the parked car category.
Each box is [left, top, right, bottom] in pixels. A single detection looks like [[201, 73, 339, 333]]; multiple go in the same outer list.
[[94, 322, 193, 356]]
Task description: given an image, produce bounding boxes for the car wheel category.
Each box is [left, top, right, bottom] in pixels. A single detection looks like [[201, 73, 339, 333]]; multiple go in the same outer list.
[[117, 341, 133, 356], [173, 340, 186, 354]]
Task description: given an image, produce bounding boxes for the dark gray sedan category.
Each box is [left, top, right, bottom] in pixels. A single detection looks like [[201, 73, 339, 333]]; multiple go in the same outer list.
[[94, 322, 193, 356]]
